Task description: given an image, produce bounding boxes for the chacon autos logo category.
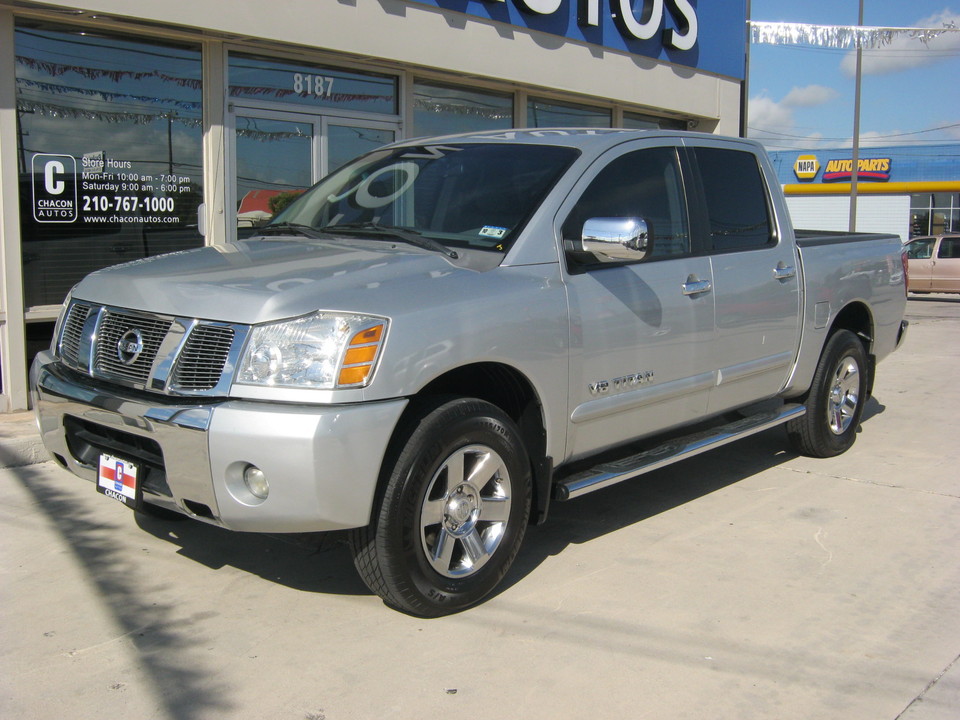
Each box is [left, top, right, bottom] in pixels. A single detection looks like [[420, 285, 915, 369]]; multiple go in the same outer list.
[[31, 153, 78, 223]]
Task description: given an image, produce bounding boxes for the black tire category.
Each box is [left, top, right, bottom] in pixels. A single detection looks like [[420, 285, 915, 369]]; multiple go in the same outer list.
[[787, 329, 868, 458], [350, 397, 532, 617]]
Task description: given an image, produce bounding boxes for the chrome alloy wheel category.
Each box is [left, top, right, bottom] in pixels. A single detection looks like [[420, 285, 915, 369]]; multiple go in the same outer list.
[[419, 444, 512, 579], [827, 354, 861, 435]]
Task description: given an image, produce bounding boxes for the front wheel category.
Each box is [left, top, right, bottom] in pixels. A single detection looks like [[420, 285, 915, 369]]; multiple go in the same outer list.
[[350, 398, 532, 617], [787, 329, 868, 458]]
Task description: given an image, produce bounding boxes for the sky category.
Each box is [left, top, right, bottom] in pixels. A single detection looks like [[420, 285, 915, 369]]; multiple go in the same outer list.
[[747, 0, 960, 150]]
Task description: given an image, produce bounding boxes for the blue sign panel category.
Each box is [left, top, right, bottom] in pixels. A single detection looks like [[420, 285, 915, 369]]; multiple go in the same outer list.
[[406, 1, 746, 80]]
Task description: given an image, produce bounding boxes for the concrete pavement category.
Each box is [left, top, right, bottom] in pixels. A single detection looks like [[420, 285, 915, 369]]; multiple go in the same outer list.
[[2, 294, 958, 719]]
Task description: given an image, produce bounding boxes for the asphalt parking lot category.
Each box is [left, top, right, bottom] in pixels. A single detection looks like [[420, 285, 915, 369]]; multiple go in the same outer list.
[[2, 294, 958, 720]]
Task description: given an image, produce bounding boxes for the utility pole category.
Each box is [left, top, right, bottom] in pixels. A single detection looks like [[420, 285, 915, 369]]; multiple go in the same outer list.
[[849, 0, 864, 232]]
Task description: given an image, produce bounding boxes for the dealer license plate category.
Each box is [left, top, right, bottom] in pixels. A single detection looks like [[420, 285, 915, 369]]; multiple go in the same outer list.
[[97, 453, 141, 509]]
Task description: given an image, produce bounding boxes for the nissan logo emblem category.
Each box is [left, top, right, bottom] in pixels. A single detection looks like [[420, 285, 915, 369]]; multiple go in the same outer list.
[[117, 328, 145, 365]]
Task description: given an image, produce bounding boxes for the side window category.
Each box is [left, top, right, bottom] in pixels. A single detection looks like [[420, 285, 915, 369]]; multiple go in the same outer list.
[[694, 147, 774, 252], [906, 239, 935, 259], [937, 237, 960, 259], [561, 147, 689, 260]]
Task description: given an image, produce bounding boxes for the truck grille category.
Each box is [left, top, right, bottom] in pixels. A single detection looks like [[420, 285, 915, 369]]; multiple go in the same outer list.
[[171, 324, 236, 391], [60, 303, 91, 366], [55, 301, 248, 396], [95, 309, 172, 384]]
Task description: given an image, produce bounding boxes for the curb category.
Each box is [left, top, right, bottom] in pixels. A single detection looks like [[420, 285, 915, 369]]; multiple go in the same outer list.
[[0, 412, 47, 469]]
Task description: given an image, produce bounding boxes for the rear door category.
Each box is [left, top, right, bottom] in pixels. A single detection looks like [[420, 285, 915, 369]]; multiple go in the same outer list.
[[931, 236, 960, 293], [685, 141, 802, 414]]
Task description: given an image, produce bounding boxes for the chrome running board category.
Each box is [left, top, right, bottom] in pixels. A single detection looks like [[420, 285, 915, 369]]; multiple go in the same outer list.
[[553, 403, 806, 501]]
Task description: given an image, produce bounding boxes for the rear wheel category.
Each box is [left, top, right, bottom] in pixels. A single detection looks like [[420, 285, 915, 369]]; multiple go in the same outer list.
[[350, 398, 532, 617], [787, 329, 868, 458]]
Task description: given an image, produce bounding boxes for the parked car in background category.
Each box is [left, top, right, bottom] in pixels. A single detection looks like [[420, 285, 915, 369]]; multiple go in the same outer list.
[[904, 234, 960, 294]]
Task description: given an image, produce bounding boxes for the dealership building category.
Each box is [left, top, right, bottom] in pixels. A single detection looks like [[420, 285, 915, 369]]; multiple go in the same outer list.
[[0, 0, 748, 411]]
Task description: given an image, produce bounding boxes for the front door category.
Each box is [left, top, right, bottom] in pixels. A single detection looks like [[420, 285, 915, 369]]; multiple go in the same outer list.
[[561, 143, 716, 461]]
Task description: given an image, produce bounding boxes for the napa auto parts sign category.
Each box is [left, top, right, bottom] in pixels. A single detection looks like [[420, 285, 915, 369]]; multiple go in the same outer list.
[[793, 154, 893, 183], [407, 0, 747, 80]]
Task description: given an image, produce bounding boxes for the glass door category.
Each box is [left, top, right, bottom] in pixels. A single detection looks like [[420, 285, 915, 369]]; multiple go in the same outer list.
[[230, 109, 397, 238], [324, 120, 398, 175], [234, 110, 315, 236]]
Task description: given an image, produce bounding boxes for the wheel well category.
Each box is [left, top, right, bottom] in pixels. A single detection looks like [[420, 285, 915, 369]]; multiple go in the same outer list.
[[829, 301, 873, 348], [408, 363, 551, 524], [827, 301, 876, 395], [417, 363, 546, 455]]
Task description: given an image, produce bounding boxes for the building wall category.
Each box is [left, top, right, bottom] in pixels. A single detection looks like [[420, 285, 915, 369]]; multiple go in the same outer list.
[[785, 195, 911, 244], [0, 0, 747, 411]]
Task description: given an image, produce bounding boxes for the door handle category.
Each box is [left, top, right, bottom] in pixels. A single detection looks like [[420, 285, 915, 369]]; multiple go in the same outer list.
[[682, 277, 712, 296], [773, 263, 796, 280]]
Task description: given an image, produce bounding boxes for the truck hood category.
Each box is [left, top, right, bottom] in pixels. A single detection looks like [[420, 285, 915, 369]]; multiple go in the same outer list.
[[71, 238, 476, 324]]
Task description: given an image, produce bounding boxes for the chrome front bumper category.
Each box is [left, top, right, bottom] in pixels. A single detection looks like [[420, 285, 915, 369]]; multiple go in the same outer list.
[[31, 350, 407, 532]]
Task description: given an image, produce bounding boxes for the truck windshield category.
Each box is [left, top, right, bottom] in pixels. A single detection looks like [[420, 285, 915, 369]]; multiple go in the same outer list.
[[269, 143, 579, 253]]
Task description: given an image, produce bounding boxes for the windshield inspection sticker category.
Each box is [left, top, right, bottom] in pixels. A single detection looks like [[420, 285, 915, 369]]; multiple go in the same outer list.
[[479, 226, 508, 239]]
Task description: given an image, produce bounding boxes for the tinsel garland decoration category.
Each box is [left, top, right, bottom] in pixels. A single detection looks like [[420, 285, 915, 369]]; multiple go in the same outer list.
[[413, 98, 512, 119], [17, 99, 201, 126], [750, 21, 959, 49], [16, 77, 202, 112]]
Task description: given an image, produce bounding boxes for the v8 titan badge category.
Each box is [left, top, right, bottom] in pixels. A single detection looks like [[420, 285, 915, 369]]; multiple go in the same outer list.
[[97, 453, 139, 507]]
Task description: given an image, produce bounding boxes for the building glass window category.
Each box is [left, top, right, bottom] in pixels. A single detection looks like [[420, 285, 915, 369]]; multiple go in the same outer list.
[[623, 111, 687, 131], [528, 97, 610, 128], [911, 192, 959, 237], [15, 23, 204, 308], [413, 80, 513, 136], [229, 53, 398, 115]]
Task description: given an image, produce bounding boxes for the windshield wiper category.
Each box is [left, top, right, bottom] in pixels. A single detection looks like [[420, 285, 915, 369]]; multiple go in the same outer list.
[[324, 222, 459, 260], [260, 222, 332, 240]]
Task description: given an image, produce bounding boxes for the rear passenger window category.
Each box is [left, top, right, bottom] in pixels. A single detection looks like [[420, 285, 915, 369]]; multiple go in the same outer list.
[[694, 147, 774, 252], [937, 237, 960, 259]]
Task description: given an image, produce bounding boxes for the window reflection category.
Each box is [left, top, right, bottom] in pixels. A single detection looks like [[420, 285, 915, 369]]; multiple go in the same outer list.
[[235, 117, 312, 230], [413, 80, 513, 136], [15, 23, 204, 307], [229, 53, 398, 115], [528, 97, 610, 128]]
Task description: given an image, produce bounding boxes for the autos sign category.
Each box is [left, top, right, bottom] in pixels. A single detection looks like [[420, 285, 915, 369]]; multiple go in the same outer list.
[[406, 0, 747, 79]]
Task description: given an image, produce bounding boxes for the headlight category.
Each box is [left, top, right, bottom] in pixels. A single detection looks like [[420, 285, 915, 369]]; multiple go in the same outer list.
[[236, 312, 388, 389]]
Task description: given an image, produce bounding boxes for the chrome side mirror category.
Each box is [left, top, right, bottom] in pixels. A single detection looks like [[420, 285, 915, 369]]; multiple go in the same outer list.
[[581, 217, 652, 262]]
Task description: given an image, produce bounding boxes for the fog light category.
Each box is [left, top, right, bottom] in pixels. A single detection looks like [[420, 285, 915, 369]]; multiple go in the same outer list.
[[243, 465, 269, 499]]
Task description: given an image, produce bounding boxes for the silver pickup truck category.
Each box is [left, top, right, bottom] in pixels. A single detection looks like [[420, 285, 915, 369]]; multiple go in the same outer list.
[[32, 130, 908, 616]]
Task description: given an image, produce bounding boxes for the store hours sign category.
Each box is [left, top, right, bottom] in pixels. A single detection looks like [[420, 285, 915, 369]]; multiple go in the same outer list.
[[30, 152, 193, 226], [407, 0, 747, 80]]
